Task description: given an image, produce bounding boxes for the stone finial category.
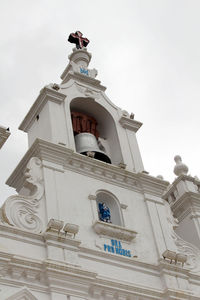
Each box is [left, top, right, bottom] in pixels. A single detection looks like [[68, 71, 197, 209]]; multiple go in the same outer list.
[[68, 47, 91, 68], [173, 155, 189, 176]]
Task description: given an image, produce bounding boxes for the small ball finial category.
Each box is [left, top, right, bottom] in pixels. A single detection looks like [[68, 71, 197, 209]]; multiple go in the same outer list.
[[173, 155, 189, 176]]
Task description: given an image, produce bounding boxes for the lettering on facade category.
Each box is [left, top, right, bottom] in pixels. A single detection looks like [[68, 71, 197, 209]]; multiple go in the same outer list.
[[80, 67, 89, 75], [104, 239, 131, 257]]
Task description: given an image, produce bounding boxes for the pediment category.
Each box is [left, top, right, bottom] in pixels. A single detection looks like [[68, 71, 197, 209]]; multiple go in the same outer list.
[[5, 287, 37, 300]]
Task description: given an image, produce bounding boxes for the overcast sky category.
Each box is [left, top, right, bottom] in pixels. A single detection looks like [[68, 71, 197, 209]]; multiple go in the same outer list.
[[0, 0, 200, 203]]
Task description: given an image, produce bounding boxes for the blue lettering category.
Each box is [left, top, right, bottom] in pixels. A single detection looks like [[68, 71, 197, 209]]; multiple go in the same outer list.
[[114, 240, 118, 247], [111, 239, 115, 246], [80, 68, 89, 75], [104, 240, 132, 258]]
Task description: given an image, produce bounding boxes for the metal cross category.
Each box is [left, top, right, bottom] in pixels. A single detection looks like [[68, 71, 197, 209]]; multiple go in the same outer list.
[[68, 31, 89, 49]]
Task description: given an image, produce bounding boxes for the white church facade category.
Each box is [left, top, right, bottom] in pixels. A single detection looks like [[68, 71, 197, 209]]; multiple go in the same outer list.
[[0, 35, 200, 299]]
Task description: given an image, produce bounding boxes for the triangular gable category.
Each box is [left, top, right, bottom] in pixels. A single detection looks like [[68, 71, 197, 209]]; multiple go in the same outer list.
[[5, 287, 38, 300]]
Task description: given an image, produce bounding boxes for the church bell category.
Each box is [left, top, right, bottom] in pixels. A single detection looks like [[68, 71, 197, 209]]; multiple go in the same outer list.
[[75, 132, 111, 164]]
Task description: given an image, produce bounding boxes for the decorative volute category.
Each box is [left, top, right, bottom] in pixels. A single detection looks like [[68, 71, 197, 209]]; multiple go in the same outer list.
[[173, 155, 189, 176]]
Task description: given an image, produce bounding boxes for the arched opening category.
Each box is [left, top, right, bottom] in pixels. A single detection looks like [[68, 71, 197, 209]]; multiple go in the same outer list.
[[96, 190, 124, 227], [70, 98, 123, 165]]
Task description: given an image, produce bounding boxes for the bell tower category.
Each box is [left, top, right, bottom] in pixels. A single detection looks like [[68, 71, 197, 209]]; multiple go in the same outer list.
[[1, 33, 200, 300], [18, 42, 144, 173]]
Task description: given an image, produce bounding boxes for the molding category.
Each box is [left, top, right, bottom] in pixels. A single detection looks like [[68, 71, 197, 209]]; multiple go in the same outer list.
[[6, 139, 141, 193], [61, 71, 106, 91], [158, 259, 190, 276], [3, 287, 38, 300], [170, 191, 200, 220], [73, 81, 102, 99], [162, 289, 198, 300], [92, 220, 137, 242], [139, 172, 170, 197], [6, 140, 74, 191], [19, 86, 66, 132], [163, 174, 199, 199], [6, 139, 170, 199], [0, 245, 199, 299], [144, 193, 164, 205], [0, 223, 44, 243], [79, 245, 159, 274], [119, 116, 143, 132], [89, 278, 163, 300], [0, 126, 10, 149]]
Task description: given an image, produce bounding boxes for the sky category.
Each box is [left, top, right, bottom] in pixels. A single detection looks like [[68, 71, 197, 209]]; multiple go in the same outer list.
[[0, 0, 200, 203]]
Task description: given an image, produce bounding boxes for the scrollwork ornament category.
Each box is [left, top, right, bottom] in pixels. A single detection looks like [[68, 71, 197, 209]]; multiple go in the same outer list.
[[1, 157, 44, 233], [165, 201, 200, 273]]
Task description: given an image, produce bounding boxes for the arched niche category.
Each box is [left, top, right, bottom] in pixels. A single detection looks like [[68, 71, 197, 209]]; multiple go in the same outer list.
[[96, 190, 124, 227], [70, 97, 123, 165]]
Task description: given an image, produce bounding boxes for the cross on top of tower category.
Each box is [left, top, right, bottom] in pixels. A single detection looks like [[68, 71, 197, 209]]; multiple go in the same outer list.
[[68, 31, 90, 49]]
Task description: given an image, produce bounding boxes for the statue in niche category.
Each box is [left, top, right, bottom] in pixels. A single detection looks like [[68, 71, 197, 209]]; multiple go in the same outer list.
[[98, 202, 112, 223]]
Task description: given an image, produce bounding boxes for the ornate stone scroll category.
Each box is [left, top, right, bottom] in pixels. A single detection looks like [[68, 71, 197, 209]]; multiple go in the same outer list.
[[1, 157, 44, 233], [165, 201, 200, 273]]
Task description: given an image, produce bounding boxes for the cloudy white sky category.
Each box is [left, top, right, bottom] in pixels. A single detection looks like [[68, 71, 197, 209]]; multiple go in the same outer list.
[[0, 0, 200, 203]]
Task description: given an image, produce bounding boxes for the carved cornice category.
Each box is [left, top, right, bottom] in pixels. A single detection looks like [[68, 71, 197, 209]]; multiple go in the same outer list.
[[6, 139, 170, 199], [61, 71, 106, 91], [139, 172, 169, 197], [119, 116, 143, 132], [163, 174, 200, 199], [0, 126, 10, 149], [19, 86, 66, 132], [92, 220, 137, 242], [0, 251, 97, 294], [170, 191, 200, 220], [0, 223, 44, 246], [6, 139, 141, 193]]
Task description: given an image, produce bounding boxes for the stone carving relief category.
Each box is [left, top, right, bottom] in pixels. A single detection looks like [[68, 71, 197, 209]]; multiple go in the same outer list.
[[70, 61, 98, 78], [164, 200, 200, 273], [1, 157, 44, 233], [75, 82, 101, 99]]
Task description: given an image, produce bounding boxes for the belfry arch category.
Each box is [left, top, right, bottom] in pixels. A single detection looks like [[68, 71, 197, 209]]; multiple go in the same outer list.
[[70, 97, 123, 165]]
